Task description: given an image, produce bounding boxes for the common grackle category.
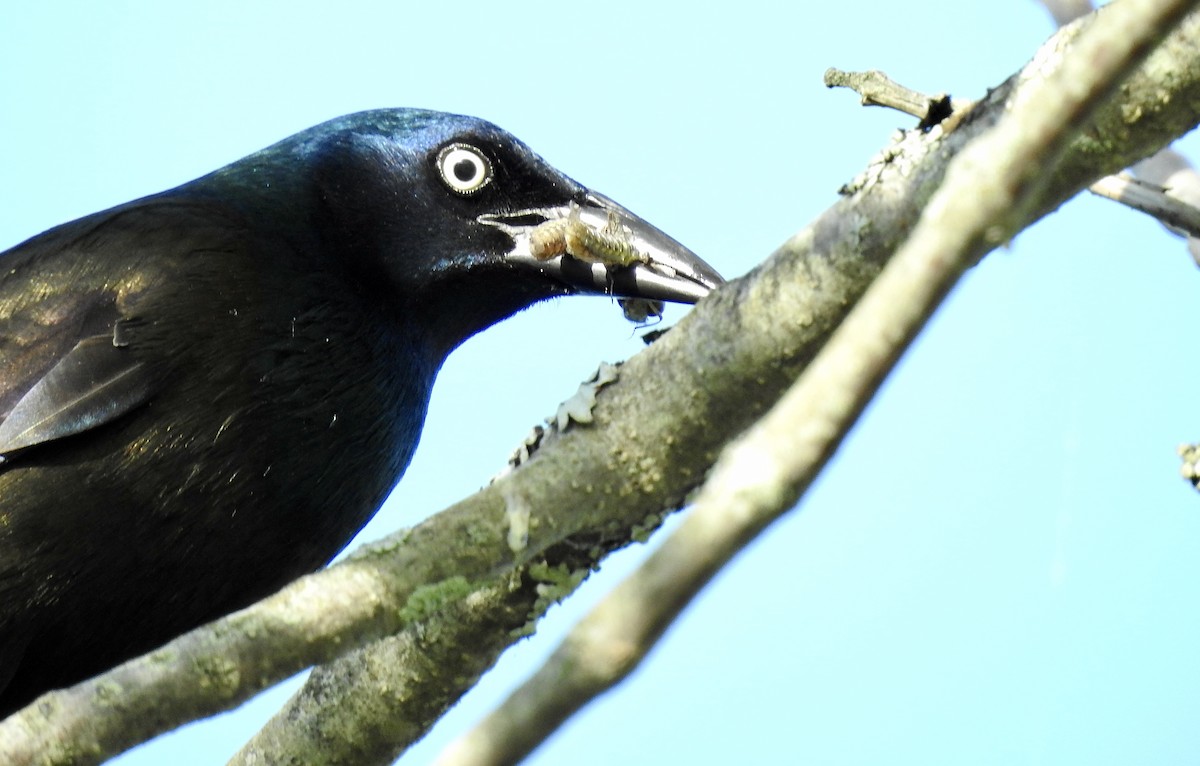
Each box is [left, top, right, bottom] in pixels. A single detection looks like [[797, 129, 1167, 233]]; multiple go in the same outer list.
[[0, 109, 721, 717]]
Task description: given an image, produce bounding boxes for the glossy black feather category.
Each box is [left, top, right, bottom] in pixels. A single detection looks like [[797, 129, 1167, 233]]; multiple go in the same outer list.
[[0, 109, 718, 716]]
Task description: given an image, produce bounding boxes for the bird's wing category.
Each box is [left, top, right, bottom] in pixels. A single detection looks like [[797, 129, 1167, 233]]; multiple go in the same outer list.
[[0, 213, 166, 464], [0, 328, 155, 458]]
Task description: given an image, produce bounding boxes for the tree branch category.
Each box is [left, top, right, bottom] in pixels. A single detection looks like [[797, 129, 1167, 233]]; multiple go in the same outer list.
[[1040, 0, 1200, 260], [433, 2, 1200, 763], [827, 65, 1200, 243]]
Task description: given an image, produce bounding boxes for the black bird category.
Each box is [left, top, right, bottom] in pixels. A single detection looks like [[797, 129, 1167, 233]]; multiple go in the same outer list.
[[0, 109, 721, 717]]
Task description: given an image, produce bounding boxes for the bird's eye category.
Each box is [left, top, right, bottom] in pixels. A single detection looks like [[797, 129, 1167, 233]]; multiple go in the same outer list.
[[436, 143, 492, 195]]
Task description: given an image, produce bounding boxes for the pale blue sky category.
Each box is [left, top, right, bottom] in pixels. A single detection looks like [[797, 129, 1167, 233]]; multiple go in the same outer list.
[[3, 2, 1198, 764]]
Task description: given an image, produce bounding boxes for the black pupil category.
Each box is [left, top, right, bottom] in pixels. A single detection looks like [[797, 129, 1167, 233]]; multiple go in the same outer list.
[[453, 158, 478, 183]]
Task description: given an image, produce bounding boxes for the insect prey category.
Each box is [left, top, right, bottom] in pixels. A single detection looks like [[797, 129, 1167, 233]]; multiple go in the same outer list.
[[529, 207, 650, 268]]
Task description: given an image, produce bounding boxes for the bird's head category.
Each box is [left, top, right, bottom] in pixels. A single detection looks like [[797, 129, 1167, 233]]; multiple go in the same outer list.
[[205, 109, 722, 354]]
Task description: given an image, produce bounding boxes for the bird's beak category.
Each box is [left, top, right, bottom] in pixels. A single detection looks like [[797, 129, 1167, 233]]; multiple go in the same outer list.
[[478, 191, 723, 304]]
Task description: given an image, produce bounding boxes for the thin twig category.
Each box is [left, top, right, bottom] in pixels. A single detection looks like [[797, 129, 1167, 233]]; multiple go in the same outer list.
[[1133, 151, 1200, 264], [434, 2, 1200, 764], [1089, 173, 1200, 238], [824, 68, 958, 129]]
